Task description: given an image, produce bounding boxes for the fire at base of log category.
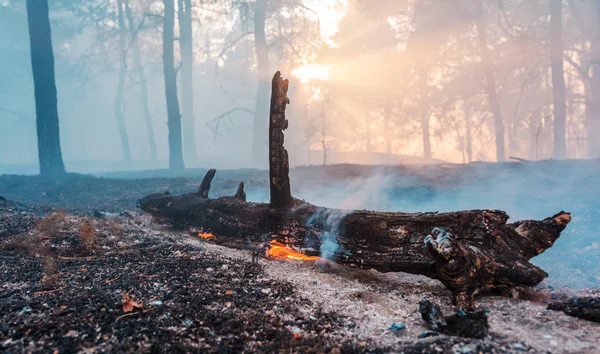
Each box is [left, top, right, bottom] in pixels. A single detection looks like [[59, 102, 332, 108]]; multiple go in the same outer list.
[[139, 71, 571, 311]]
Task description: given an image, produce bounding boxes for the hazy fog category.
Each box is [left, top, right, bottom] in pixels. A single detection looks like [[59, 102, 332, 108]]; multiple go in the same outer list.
[[3, 0, 600, 174]]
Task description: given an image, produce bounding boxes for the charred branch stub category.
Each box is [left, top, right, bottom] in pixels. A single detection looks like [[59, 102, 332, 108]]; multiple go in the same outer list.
[[269, 71, 293, 209], [198, 169, 216, 198], [235, 182, 246, 202]]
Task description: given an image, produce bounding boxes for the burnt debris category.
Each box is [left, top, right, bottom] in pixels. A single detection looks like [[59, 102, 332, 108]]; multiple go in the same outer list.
[[548, 297, 600, 323], [419, 299, 490, 339]]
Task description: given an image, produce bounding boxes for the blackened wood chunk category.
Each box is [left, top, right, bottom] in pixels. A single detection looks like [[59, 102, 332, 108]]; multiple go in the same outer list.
[[444, 310, 489, 339], [548, 297, 600, 323], [419, 300, 446, 332], [269, 71, 292, 209], [198, 169, 216, 198], [419, 299, 489, 339]]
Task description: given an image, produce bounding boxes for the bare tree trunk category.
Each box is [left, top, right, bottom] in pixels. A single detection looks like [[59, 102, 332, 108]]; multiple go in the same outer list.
[[115, 0, 131, 162], [463, 98, 473, 163], [178, 0, 198, 165], [252, 0, 270, 166], [162, 0, 185, 170], [26, 0, 66, 176], [474, 1, 505, 162], [550, 0, 568, 159], [422, 109, 432, 160], [530, 110, 541, 161], [589, 1, 600, 158], [125, 0, 157, 162]]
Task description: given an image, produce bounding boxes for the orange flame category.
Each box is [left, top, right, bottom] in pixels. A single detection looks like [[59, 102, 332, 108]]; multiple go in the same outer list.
[[198, 232, 215, 239], [267, 240, 319, 261]]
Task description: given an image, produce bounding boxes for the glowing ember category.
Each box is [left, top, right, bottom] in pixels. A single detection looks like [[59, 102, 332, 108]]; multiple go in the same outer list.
[[267, 240, 319, 261], [198, 232, 214, 239]]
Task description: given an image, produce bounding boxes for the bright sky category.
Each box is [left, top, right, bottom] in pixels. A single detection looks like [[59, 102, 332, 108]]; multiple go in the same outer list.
[[302, 0, 348, 47], [291, 1, 347, 83]]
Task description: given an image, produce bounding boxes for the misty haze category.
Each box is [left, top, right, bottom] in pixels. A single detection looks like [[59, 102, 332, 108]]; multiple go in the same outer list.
[[0, 0, 599, 353]]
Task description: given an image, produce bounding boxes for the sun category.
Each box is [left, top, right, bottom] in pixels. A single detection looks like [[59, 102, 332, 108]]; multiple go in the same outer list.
[[291, 64, 331, 83]]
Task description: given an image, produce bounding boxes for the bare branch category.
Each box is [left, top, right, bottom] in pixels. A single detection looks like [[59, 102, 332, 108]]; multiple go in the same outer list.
[[207, 108, 254, 143]]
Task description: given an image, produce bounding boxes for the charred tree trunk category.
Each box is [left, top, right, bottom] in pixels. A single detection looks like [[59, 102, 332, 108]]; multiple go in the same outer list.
[[474, 1, 505, 162], [26, 0, 66, 177], [252, 0, 271, 166], [269, 72, 292, 209], [140, 71, 572, 311], [162, 0, 185, 170], [115, 0, 131, 162], [178, 0, 198, 165], [125, 0, 157, 162], [550, 0, 568, 159]]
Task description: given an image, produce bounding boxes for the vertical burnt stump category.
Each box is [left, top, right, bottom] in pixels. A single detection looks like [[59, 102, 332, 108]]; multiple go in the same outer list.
[[269, 71, 292, 209]]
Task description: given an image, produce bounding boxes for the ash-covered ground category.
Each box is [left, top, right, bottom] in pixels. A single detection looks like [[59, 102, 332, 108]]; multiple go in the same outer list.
[[1, 161, 599, 353]]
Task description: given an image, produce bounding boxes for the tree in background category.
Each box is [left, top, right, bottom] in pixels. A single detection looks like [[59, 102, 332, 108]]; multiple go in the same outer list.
[[550, 0, 567, 159], [178, 0, 198, 165], [26, 0, 66, 176], [163, 0, 185, 170], [475, 1, 506, 162], [251, 0, 270, 166], [114, 0, 132, 162], [124, 0, 157, 162]]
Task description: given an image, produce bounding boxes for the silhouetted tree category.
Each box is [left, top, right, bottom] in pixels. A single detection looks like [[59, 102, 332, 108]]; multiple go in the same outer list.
[[163, 0, 185, 170], [26, 0, 66, 176]]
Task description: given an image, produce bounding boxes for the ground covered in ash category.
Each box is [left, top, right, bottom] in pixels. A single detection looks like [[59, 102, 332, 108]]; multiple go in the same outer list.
[[1, 161, 600, 353], [0, 198, 562, 354]]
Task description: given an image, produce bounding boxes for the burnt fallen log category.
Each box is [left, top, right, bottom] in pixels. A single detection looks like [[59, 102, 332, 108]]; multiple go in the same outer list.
[[139, 71, 571, 310], [548, 297, 600, 323]]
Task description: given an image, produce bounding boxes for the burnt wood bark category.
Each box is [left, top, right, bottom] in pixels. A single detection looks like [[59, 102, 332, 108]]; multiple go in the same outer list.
[[26, 0, 66, 176], [140, 70, 571, 310]]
